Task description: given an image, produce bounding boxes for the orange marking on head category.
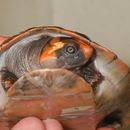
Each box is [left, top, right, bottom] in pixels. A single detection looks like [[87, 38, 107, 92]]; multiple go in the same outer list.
[[48, 42, 64, 54], [40, 37, 65, 62], [76, 39, 93, 60], [40, 45, 56, 61]]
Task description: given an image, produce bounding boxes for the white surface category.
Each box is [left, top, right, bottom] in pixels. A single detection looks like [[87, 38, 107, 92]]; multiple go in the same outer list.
[[0, 0, 130, 65]]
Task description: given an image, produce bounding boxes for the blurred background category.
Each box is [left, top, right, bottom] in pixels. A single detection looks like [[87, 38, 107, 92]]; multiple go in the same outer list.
[[0, 0, 130, 129], [0, 0, 130, 65]]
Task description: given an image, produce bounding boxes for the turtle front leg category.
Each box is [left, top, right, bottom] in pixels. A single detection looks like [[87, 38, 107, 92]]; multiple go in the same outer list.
[[0, 68, 18, 91]]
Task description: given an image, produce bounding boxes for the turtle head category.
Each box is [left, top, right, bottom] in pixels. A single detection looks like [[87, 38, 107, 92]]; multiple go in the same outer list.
[[40, 34, 93, 69], [2, 26, 93, 77]]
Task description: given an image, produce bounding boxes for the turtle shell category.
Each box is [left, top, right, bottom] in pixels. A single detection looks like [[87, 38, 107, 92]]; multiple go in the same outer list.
[[0, 26, 92, 53], [0, 26, 130, 130]]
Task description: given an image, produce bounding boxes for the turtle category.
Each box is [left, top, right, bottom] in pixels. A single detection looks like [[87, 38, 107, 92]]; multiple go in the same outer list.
[[0, 26, 130, 130]]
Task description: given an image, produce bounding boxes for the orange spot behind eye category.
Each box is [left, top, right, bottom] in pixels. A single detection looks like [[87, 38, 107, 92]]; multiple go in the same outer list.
[[48, 42, 64, 54], [40, 37, 65, 62], [40, 45, 56, 62]]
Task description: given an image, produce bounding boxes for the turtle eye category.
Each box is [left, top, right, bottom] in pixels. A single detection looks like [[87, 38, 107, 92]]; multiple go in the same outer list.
[[64, 44, 78, 55]]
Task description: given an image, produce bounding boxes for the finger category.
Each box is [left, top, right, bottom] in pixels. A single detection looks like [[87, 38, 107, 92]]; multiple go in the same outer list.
[[11, 117, 45, 130], [43, 119, 63, 130], [97, 127, 115, 130]]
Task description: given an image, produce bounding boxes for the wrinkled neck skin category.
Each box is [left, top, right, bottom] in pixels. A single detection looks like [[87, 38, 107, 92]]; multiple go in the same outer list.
[[0, 35, 52, 110], [0, 31, 74, 78], [1, 36, 51, 78]]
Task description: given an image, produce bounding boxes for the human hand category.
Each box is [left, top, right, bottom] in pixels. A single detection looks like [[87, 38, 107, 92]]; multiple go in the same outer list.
[[11, 117, 114, 130], [11, 117, 63, 130], [0, 37, 114, 130]]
